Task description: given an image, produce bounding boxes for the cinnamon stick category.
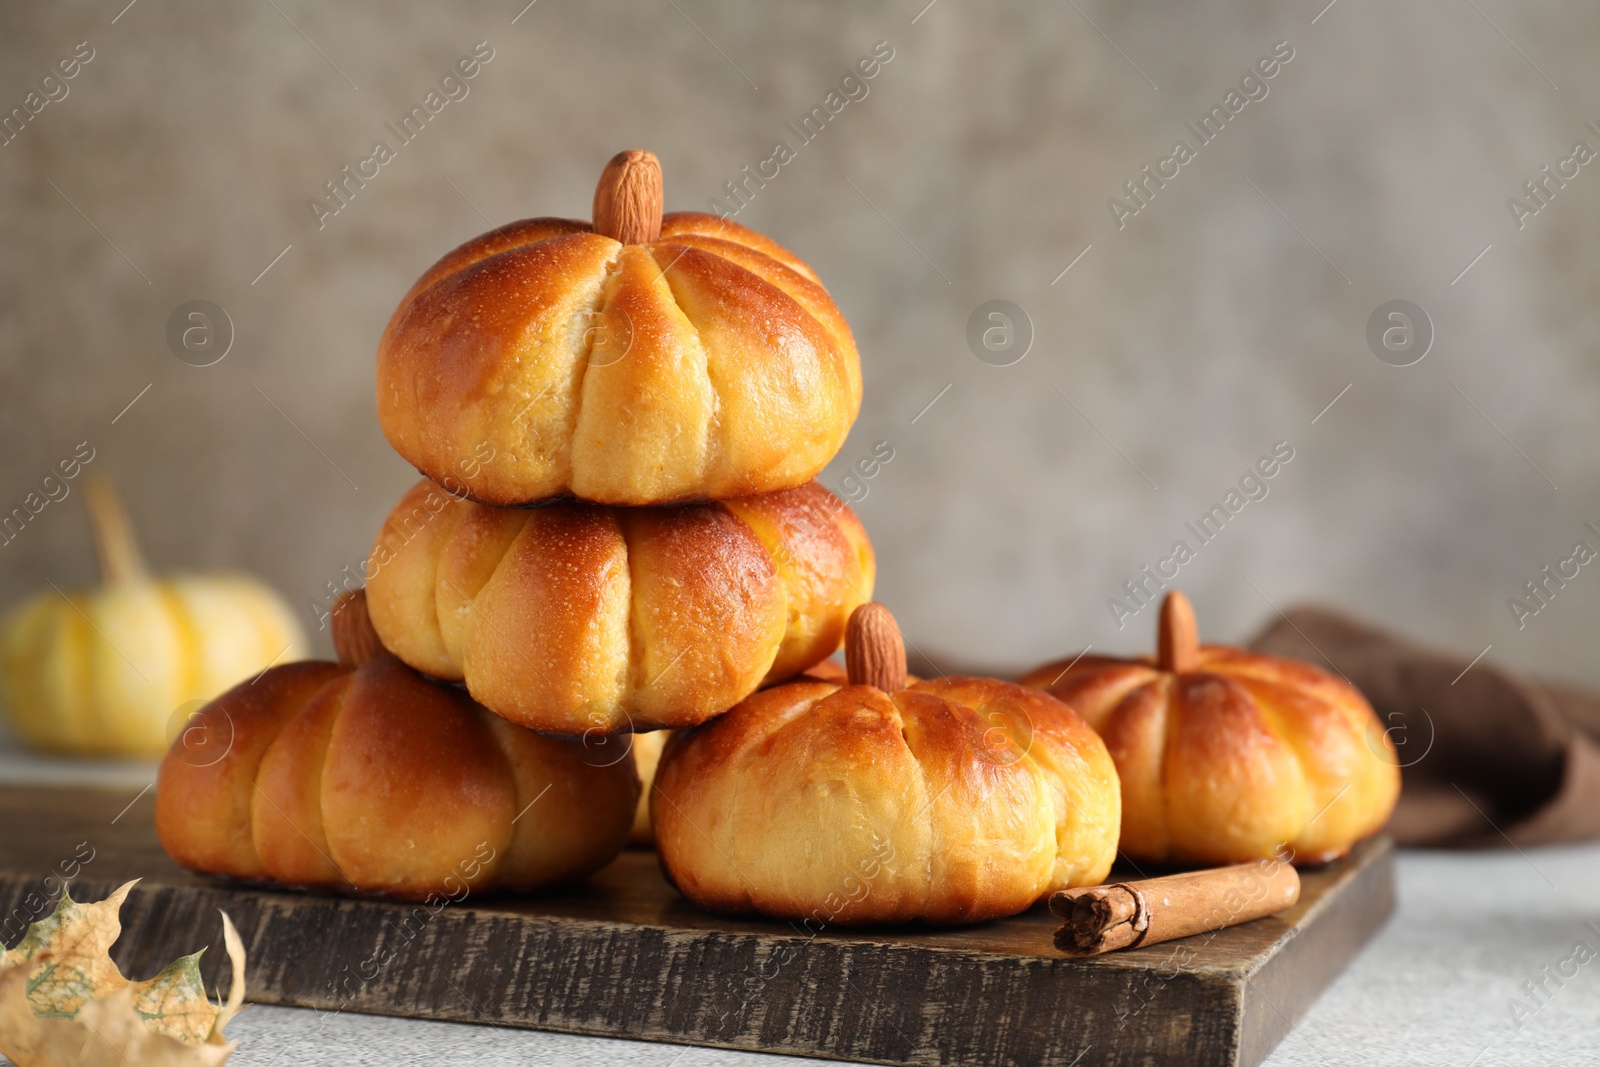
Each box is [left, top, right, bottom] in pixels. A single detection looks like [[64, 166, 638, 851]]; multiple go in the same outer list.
[[1049, 860, 1300, 956]]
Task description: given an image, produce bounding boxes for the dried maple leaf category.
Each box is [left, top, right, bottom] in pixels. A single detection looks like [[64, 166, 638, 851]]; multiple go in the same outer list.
[[0, 880, 246, 1066]]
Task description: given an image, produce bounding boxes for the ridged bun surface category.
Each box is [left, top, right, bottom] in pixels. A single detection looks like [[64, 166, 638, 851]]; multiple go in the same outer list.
[[155, 656, 638, 899], [1020, 594, 1400, 866], [365, 478, 874, 733], [653, 676, 1120, 925], [376, 212, 860, 506]]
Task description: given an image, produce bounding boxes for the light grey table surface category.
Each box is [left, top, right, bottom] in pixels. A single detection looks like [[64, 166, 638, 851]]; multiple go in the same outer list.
[[3, 745, 1596, 1067]]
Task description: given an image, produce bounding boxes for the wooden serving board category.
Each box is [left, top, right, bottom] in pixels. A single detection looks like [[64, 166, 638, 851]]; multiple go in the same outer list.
[[0, 786, 1393, 1066]]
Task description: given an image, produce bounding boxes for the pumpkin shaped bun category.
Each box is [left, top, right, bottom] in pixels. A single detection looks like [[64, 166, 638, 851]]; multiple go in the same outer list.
[[1020, 592, 1400, 867], [156, 592, 638, 900], [364, 478, 874, 735], [653, 604, 1121, 926], [376, 150, 861, 507]]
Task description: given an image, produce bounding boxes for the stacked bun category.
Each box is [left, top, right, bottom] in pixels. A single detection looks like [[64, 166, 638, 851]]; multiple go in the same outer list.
[[156, 150, 875, 897], [364, 478, 873, 734], [364, 151, 874, 737], [375, 186, 862, 507]]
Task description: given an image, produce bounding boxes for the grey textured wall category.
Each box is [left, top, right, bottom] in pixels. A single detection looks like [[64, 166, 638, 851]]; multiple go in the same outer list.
[[3, 0, 1598, 686]]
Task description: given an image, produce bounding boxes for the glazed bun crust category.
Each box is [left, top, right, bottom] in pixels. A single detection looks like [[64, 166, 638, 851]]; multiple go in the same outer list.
[[155, 656, 638, 899], [376, 213, 861, 507], [1020, 647, 1400, 866], [365, 479, 874, 733], [154, 660, 345, 882], [652, 677, 1120, 926]]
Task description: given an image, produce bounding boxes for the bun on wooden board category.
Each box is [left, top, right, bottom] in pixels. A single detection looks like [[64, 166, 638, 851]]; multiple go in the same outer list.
[[1020, 591, 1400, 867], [156, 592, 638, 900], [652, 604, 1121, 926], [376, 151, 861, 507], [364, 478, 874, 735]]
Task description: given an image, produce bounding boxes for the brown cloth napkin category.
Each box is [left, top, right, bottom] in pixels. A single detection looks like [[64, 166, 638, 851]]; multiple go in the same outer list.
[[1250, 606, 1600, 848]]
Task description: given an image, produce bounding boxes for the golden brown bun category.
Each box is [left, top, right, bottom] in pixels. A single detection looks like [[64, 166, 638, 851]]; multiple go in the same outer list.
[[653, 677, 1121, 925], [376, 213, 861, 507], [1020, 638, 1401, 866], [365, 479, 875, 733], [155, 656, 639, 899]]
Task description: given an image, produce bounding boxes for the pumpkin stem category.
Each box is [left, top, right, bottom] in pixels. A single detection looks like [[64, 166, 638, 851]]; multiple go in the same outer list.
[[593, 150, 663, 245], [85, 478, 150, 586], [331, 589, 385, 669], [1157, 591, 1200, 674], [846, 602, 907, 692]]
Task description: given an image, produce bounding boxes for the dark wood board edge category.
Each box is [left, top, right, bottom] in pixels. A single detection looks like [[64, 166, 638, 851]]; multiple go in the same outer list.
[[1237, 841, 1397, 1066], [1, 871, 1249, 1067]]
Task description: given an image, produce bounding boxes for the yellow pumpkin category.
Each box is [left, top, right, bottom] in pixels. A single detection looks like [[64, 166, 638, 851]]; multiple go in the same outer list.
[[0, 480, 307, 757]]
